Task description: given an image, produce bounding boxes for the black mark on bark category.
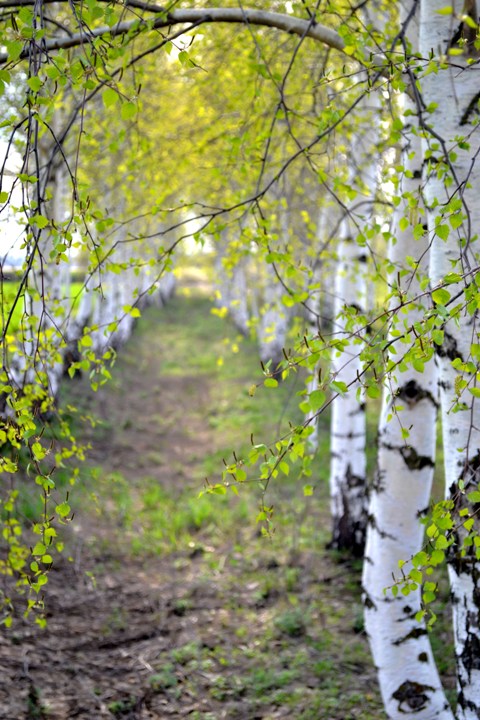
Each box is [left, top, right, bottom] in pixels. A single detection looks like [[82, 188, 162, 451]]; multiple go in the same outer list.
[[435, 331, 464, 362], [393, 627, 428, 645], [392, 680, 435, 712], [400, 446, 434, 471], [396, 379, 437, 408]]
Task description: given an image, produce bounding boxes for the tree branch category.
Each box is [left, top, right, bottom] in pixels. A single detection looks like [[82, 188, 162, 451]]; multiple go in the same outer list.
[[0, 7, 346, 63]]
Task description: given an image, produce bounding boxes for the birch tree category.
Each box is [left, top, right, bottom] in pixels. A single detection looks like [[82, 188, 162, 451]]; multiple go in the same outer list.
[[326, 78, 383, 554], [417, 1, 480, 715], [329, 226, 368, 554], [362, 8, 451, 715], [213, 224, 251, 337]]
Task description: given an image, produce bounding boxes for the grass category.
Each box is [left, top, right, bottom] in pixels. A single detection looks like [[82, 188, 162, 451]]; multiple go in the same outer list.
[[69, 290, 331, 553], [53, 288, 388, 717], [8, 283, 455, 718]]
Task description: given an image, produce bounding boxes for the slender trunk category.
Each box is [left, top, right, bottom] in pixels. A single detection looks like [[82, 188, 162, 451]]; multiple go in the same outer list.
[[258, 259, 291, 377], [304, 205, 337, 451], [21, 122, 68, 400], [329, 227, 367, 554], [419, 2, 480, 716], [328, 76, 379, 553], [363, 7, 452, 704], [214, 229, 250, 336]]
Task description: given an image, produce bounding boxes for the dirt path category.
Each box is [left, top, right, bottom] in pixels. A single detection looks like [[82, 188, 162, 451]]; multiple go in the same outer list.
[[0, 296, 385, 720]]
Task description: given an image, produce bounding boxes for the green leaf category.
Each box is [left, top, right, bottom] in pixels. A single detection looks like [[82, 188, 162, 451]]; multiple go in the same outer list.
[[309, 389, 326, 411], [468, 387, 480, 398], [264, 378, 278, 388], [413, 223, 425, 240], [409, 568, 423, 584], [103, 87, 119, 108], [330, 381, 348, 395], [31, 214, 49, 229], [32, 442, 46, 460], [430, 549, 445, 566], [32, 542, 46, 556], [435, 534, 449, 549], [80, 334, 93, 348], [444, 272, 462, 284], [366, 384, 381, 399], [27, 76, 43, 92], [436, 224, 450, 241], [55, 502, 71, 518], [303, 484, 314, 496], [121, 101, 137, 121], [432, 287, 451, 306], [462, 14, 478, 29], [412, 551, 428, 567], [178, 50, 190, 65], [450, 213, 464, 230], [436, 6, 453, 14], [6, 41, 24, 62]]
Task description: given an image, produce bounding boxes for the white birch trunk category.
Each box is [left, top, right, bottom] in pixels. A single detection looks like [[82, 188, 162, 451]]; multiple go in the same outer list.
[[21, 133, 68, 400], [213, 230, 250, 336], [329, 227, 367, 554], [69, 273, 93, 341], [90, 267, 117, 354], [304, 267, 321, 452], [258, 259, 291, 377], [328, 77, 379, 553], [90, 211, 139, 352], [418, 1, 480, 715], [304, 206, 336, 451], [363, 8, 452, 703]]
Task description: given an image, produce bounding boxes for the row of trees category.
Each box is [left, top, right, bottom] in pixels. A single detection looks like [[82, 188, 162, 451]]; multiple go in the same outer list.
[[0, 1, 479, 718]]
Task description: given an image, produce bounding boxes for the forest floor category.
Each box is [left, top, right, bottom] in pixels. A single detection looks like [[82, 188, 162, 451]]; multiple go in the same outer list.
[[0, 286, 455, 719]]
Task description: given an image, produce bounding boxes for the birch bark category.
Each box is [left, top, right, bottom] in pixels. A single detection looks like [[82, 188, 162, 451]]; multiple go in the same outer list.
[[329, 225, 368, 554], [363, 6, 451, 709], [327, 84, 378, 553], [21, 121, 68, 400], [214, 229, 250, 336], [258, 258, 291, 377], [419, 1, 480, 715]]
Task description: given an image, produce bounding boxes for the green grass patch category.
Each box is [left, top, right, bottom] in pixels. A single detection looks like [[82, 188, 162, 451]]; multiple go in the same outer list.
[[52, 287, 455, 719]]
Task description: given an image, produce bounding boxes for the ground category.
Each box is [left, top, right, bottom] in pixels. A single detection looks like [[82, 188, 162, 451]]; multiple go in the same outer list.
[[0, 291, 453, 719]]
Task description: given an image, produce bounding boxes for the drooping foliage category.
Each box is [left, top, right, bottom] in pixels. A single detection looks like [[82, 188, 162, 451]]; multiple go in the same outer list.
[[1, 1, 480, 716]]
